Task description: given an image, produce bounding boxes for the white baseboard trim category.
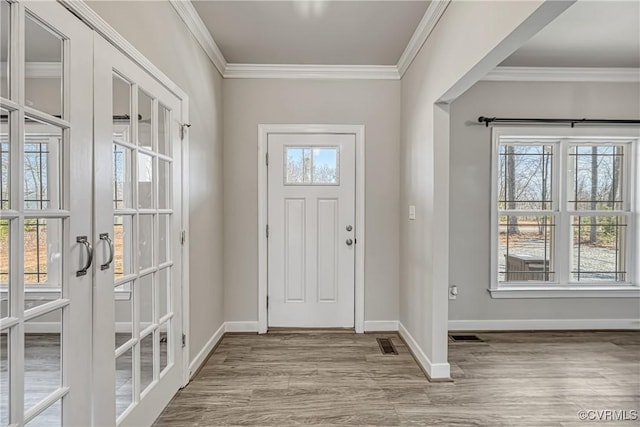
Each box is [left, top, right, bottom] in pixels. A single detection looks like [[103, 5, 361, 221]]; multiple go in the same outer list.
[[225, 321, 259, 333], [398, 322, 450, 380], [448, 319, 640, 331], [188, 322, 225, 379], [364, 320, 399, 332]]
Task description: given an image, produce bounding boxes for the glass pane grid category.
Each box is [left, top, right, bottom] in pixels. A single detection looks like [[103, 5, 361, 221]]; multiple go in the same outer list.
[[1, 107, 10, 210], [1, 0, 9, 100], [571, 215, 627, 282], [285, 146, 339, 185], [498, 144, 553, 211]]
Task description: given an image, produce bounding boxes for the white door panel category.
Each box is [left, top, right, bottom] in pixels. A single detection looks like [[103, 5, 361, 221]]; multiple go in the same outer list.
[[268, 134, 355, 328]]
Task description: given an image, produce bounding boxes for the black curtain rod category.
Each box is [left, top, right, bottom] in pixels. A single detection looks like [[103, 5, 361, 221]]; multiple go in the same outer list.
[[478, 116, 640, 128]]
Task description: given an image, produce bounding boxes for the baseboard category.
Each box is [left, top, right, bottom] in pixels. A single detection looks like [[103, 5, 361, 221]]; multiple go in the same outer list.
[[188, 322, 225, 379], [398, 322, 451, 381], [448, 319, 640, 331], [363, 320, 399, 332], [225, 321, 259, 333]]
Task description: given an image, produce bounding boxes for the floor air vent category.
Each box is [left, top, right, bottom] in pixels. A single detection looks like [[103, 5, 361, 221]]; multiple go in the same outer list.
[[376, 338, 398, 355], [449, 334, 484, 343]]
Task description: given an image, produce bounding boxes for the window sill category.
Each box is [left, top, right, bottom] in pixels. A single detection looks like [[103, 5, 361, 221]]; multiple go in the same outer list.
[[489, 285, 640, 299]]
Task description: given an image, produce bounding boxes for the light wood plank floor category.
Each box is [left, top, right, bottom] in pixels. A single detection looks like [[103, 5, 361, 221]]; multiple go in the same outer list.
[[154, 331, 640, 426]]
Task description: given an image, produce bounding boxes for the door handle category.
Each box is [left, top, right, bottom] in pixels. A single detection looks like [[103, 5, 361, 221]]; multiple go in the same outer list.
[[76, 236, 94, 277], [100, 233, 114, 271], [346, 238, 353, 246]]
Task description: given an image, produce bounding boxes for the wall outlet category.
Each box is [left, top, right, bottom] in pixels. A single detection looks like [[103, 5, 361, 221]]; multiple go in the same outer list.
[[449, 285, 458, 300]]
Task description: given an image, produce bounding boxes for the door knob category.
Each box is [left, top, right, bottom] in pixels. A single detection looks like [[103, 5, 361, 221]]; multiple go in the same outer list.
[[346, 239, 353, 246]]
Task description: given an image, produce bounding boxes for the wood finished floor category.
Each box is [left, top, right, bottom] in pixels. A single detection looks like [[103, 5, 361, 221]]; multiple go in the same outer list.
[[154, 331, 640, 426]]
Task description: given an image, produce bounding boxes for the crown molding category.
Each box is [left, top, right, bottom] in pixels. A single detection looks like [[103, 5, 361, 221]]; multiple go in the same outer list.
[[397, 0, 451, 78], [168, 0, 227, 77], [224, 63, 400, 80], [483, 66, 640, 83]]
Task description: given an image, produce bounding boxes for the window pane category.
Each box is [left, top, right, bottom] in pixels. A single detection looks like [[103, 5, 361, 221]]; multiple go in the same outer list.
[[115, 282, 132, 351], [138, 89, 152, 150], [139, 273, 153, 329], [0, 329, 8, 426], [158, 214, 170, 265], [568, 145, 625, 211], [25, 14, 62, 117], [116, 348, 133, 419], [138, 215, 153, 271], [286, 148, 308, 184], [25, 399, 61, 427], [140, 332, 153, 394], [158, 267, 169, 319], [114, 215, 133, 279], [312, 148, 338, 184], [157, 104, 170, 156], [24, 218, 62, 309], [113, 144, 132, 210], [159, 321, 169, 374], [24, 118, 62, 210], [1, 108, 9, 209], [1, 0, 9, 99], [498, 144, 553, 210], [572, 216, 626, 282], [113, 74, 131, 142], [137, 153, 154, 209], [25, 309, 61, 413], [158, 160, 170, 209], [0, 220, 9, 319], [499, 215, 555, 282]]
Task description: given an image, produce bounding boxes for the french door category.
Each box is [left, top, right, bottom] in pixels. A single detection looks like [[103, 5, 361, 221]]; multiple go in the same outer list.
[[92, 35, 184, 427], [1, 2, 185, 426], [0, 1, 93, 425]]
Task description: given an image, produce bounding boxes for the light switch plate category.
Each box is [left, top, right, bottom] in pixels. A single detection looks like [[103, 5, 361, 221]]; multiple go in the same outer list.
[[409, 205, 416, 220]]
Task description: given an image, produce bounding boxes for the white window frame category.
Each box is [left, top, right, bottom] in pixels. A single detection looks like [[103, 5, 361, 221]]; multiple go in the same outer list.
[[490, 126, 640, 299]]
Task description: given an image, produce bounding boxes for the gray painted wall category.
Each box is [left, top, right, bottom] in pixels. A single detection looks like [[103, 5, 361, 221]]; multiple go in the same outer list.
[[223, 78, 401, 323], [448, 80, 640, 323], [88, 1, 225, 363]]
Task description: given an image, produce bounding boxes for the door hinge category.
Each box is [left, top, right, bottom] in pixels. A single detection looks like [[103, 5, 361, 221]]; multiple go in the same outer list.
[[266, 225, 269, 238], [180, 230, 186, 245], [266, 152, 269, 166], [182, 333, 186, 348]]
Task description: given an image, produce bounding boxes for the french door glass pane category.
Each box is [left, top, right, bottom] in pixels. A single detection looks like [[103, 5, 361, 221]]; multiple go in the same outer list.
[[113, 74, 131, 143], [138, 215, 153, 271], [0, 0, 9, 99], [24, 218, 62, 309], [113, 145, 132, 210], [24, 14, 63, 118], [158, 160, 170, 209], [114, 215, 133, 279], [115, 282, 132, 350], [115, 348, 133, 419], [139, 274, 152, 330], [158, 215, 169, 265], [1, 108, 9, 209], [138, 89, 152, 150], [24, 118, 62, 210], [137, 153, 153, 209], [140, 333, 153, 394], [25, 399, 61, 427], [157, 105, 170, 156], [158, 268, 169, 319], [24, 309, 62, 413], [159, 322, 168, 374], [0, 330, 8, 425], [0, 219, 8, 319]]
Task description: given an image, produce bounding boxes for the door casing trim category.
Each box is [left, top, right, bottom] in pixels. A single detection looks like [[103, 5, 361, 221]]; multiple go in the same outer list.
[[258, 124, 365, 333]]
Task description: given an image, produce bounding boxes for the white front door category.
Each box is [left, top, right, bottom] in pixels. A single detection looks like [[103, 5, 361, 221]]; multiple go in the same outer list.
[[267, 134, 356, 328], [93, 35, 184, 427], [0, 1, 93, 425]]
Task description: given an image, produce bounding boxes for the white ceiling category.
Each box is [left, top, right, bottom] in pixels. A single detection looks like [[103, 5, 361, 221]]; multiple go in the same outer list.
[[502, 0, 640, 68], [191, 1, 430, 65]]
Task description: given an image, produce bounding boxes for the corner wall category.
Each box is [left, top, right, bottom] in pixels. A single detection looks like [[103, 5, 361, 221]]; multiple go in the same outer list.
[[88, 1, 225, 365], [448, 80, 640, 328]]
